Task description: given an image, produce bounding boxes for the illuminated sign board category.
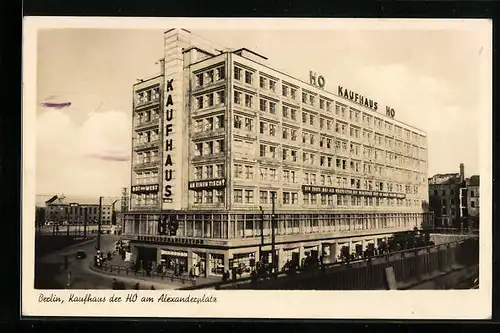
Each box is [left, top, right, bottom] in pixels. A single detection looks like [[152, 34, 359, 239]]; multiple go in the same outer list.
[[131, 184, 159, 194], [188, 178, 226, 190], [163, 78, 175, 204], [309, 71, 325, 89], [301, 185, 406, 199], [138, 235, 206, 245], [338, 86, 379, 111]]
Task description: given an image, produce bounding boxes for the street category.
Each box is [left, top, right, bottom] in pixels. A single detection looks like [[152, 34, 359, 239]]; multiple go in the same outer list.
[[35, 234, 178, 290], [36, 234, 123, 289]]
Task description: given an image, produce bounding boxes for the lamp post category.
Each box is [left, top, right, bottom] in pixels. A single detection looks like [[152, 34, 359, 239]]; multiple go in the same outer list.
[[271, 192, 277, 277], [97, 196, 102, 251], [258, 206, 264, 263]]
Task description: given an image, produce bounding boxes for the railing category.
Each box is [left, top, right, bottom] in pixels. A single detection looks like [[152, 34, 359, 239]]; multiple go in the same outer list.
[[91, 262, 198, 286], [178, 237, 479, 290]]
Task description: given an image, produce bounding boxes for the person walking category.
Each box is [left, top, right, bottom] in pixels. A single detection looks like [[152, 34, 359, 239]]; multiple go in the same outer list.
[[134, 283, 140, 290]]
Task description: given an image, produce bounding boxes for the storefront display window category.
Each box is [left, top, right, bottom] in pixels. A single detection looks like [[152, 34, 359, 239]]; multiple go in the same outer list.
[[209, 253, 225, 276]]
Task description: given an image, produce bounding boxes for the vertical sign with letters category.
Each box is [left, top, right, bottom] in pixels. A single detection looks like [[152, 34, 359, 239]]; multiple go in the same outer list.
[[161, 28, 189, 211]]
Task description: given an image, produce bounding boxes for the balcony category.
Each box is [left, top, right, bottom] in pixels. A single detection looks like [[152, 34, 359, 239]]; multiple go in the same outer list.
[[133, 139, 160, 152], [134, 117, 160, 131]]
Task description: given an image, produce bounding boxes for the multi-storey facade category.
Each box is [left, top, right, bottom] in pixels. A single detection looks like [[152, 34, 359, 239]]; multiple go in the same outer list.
[[123, 29, 430, 277], [44, 195, 114, 225], [466, 175, 480, 228], [428, 164, 466, 228]]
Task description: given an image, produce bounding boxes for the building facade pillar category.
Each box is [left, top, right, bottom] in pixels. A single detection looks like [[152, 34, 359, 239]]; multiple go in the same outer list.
[[205, 253, 211, 278], [187, 249, 193, 272]]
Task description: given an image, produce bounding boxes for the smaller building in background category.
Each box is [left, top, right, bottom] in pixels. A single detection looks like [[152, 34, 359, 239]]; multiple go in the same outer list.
[[466, 175, 480, 228], [428, 163, 465, 228], [43, 195, 118, 225]]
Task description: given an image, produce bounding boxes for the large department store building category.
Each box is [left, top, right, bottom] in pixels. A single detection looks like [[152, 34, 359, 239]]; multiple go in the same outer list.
[[122, 28, 431, 277]]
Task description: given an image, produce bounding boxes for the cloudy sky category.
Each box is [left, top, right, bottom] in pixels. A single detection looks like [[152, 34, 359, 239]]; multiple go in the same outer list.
[[33, 20, 490, 198]]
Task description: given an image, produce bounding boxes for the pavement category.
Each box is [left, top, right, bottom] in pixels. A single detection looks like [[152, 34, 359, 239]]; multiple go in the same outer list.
[[36, 234, 221, 290]]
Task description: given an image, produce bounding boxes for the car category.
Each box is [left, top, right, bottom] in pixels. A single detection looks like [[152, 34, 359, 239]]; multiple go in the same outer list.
[[76, 250, 87, 259]]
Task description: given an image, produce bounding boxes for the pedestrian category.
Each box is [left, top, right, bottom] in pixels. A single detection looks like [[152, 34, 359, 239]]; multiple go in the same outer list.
[[134, 283, 140, 290], [150, 285, 155, 290], [112, 278, 119, 290]]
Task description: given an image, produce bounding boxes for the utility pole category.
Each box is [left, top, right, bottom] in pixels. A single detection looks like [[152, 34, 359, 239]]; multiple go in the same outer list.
[[258, 206, 264, 263], [271, 192, 276, 277], [83, 208, 88, 239], [97, 196, 102, 251]]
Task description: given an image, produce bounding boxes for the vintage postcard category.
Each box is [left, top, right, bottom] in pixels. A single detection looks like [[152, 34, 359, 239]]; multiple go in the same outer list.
[[22, 17, 492, 319]]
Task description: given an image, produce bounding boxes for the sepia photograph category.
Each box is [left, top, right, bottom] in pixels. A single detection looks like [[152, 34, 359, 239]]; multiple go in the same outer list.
[[22, 18, 492, 319]]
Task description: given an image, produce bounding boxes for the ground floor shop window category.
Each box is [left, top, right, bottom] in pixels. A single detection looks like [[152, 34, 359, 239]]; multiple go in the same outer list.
[[209, 253, 225, 276]]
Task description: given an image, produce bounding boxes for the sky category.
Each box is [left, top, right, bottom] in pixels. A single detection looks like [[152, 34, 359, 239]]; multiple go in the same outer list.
[[34, 20, 490, 198]]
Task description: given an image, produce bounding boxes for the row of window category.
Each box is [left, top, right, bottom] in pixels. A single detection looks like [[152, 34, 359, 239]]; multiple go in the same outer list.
[[194, 115, 225, 133], [193, 189, 225, 204], [228, 189, 421, 207], [228, 163, 421, 193], [134, 150, 159, 166], [135, 86, 160, 106], [195, 90, 226, 110], [135, 129, 160, 145], [194, 140, 225, 156], [195, 66, 225, 87], [135, 108, 160, 127], [258, 143, 424, 176], [233, 65, 426, 148], [134, 170, 159, 185], [194, 164, 225, 180], [132, 193, 159, 207]]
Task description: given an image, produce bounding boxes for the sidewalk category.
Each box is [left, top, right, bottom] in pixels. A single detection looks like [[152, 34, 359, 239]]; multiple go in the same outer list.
[[88, 249, 222, 289]]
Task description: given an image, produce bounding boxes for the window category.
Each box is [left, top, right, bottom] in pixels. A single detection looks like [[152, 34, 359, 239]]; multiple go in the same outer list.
[[234, 164, 243, 178], [216, 115, 225, 129], [194, 191, 203, 204], [245, 166, 254, 179], [282, 85, 288, 97], [309, 114, 315, 126], [320, 99, 325, 110], [260, 191, 268, 204], [234, 189, 243, 203], [195, 143, 203, 156], [245, 117, 253, 131], [245, 94, 253, 108], [302, 112, 307, 124], [291, 109, 297, 121], [283, 192, 290, 204], [245, 190, 254, 203], [291, 129, 297, 141], [282, 127, 289, 140], [195, 166, 203, 180], [234, 91, 242, 104], [216, 164, 225, 178], [196, 73, 204, 87], [269, 124, 276, 136], [283, 170, 290, 182], [234, 115, 242, 129], [205, 165, 214, 179], [196, 96, 203, 109], [205, 118, 214, 131], [216, 67, 225, 80], [260, 144, 266, 157], [245, 71, 253, 84], [260, 99, 267, 112], [290, 88, 297, 99], [260, 121, 266, 134], [216, 91, 225, 104], [234, 67, 242, 80], [302, 92, 307, 103], [269, 146, 277, 159], [309, 95, 314, 105], [282, 148, 288, 161], [320, 118, 324, 129], [269, 80, 276, 92], [195, 119, 203, 133], [216, 140, 225, 153], [205, 190, 213, 204], [206, 70, 214, 84], [291, 150, 298, 162], [216, 189, 224, 203], [282, 106, 289, 118], [260, 76, 266, 88], [471, 201, 475, 208], [270, 168, 277, 180], [269, 102, 276, 114]]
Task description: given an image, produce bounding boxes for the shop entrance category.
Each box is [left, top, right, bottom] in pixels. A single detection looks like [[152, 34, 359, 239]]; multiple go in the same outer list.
[[136, 246, 157, 270], [191, 252, 206, 277]]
